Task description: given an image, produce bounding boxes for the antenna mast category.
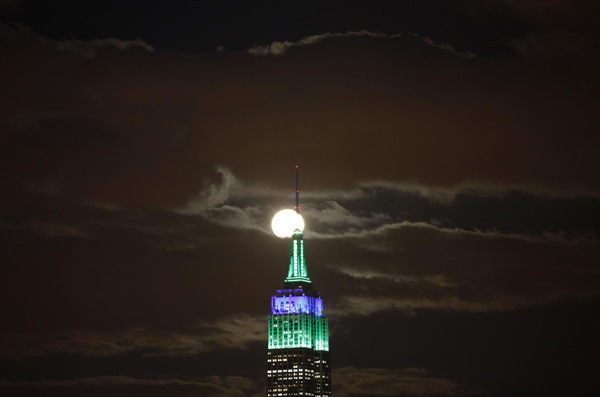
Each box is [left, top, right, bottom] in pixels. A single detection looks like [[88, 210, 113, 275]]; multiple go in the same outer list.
[[295, 165, 299, 214]]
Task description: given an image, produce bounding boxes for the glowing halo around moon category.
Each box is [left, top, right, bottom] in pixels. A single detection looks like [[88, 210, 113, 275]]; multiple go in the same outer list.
[[272, 209, 305, 238]]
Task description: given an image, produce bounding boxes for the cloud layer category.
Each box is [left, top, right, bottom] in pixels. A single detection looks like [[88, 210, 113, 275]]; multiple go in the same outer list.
[[2, 165, 598, 361], [1, 4, 599, 395], [0, 375, 260, 397], [334, 367, 462, 397], [2, 20, 599, 209]]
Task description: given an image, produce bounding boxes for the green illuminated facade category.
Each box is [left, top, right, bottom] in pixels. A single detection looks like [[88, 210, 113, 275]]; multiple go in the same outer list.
[[267, 229, 331, 396], [268, 313, 329, 351]]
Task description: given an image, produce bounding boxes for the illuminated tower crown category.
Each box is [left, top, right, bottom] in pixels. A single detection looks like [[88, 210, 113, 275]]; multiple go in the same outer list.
[[283, 229, 312, 288]]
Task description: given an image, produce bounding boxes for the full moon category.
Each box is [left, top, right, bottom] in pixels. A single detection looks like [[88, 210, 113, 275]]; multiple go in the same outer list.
[[272, 210, 305, 238]]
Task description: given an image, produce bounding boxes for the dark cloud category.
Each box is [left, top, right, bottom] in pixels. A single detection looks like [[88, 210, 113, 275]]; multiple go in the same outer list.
[[55, 37, 154, 59], [0, 375, 259, 397], [247, 30, 477, 58], [0, 314, 266, 359], [0, 1, 525, 55], [318, 222, 599, 315], [332, 300, 600, 396], [1, 22, 599, 209], [333, 367, 463, 397], [247, 31, 408, 57], [2, 173, 598, 361]]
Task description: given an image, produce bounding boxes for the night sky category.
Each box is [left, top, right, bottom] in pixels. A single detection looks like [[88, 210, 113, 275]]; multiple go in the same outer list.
[[1, 1, 600, 396]]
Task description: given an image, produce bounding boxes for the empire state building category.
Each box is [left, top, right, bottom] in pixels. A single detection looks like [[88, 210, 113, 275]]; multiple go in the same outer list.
[[267, 171, 331, 396]]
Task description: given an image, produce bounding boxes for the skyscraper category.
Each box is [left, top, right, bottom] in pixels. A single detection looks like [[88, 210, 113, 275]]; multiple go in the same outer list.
[[267, 171, 331, 396]]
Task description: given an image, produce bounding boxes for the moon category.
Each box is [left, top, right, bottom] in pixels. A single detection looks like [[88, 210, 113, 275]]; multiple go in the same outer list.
[[272, 210, 305, 238]]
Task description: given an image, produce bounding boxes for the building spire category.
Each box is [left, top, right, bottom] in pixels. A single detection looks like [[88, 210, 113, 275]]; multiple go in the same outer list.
[[295, 165, 300, 214], [284, 166, 312, 288]]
